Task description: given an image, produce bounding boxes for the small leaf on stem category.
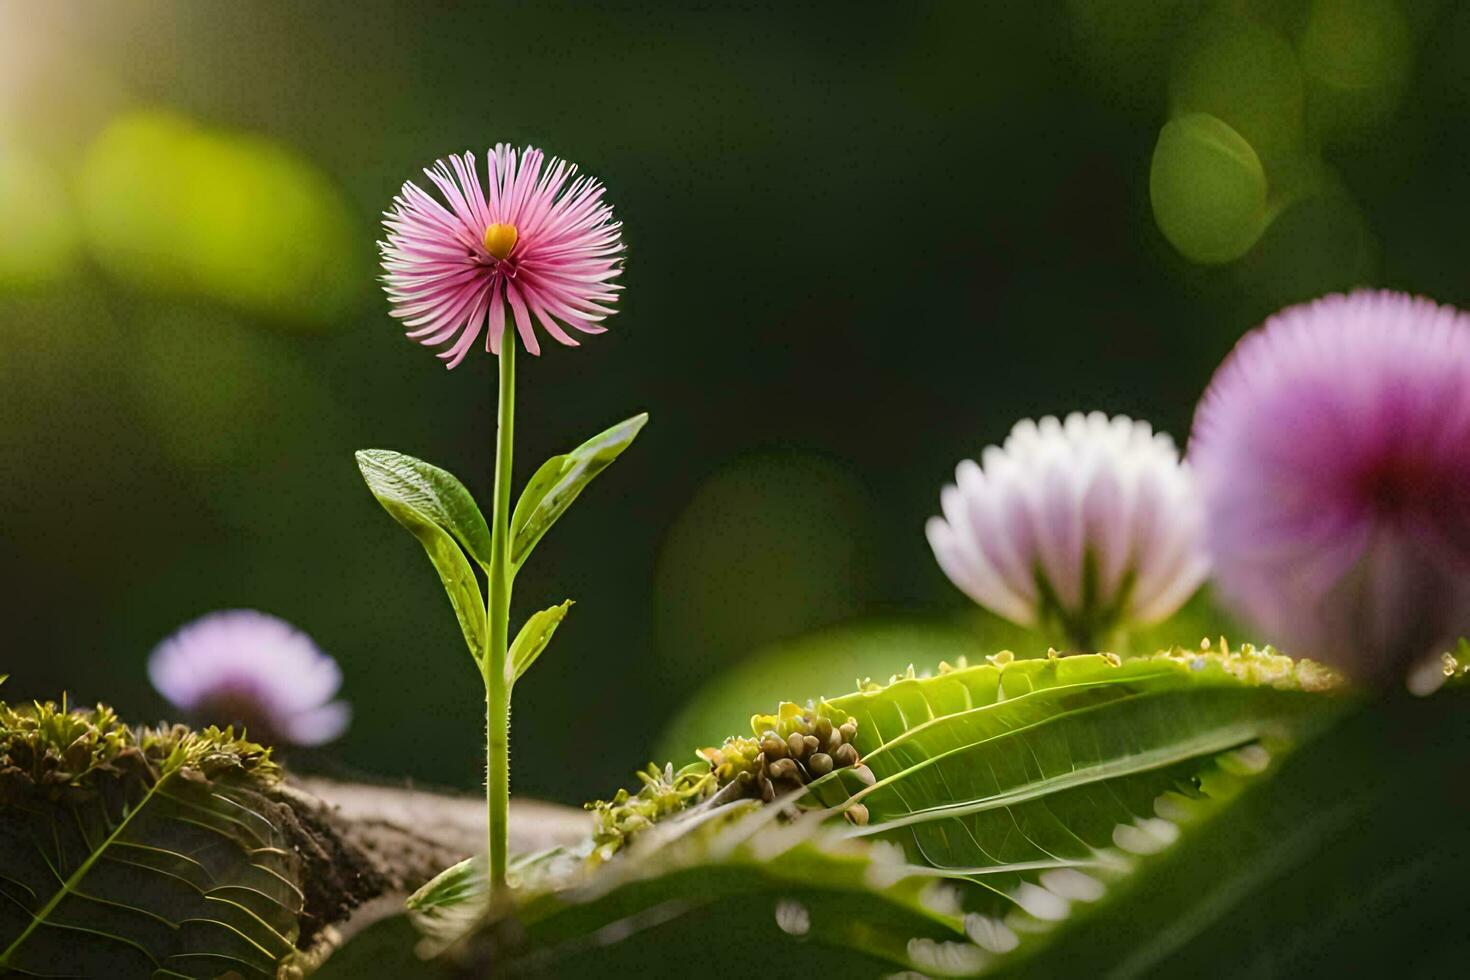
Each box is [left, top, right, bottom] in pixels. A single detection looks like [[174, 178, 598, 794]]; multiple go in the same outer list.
[[510, 413, 648, 571], [508, 600, 574, 685]]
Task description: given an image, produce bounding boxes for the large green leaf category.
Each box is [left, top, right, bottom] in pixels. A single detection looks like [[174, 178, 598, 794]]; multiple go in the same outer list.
[[654, 593, 1245, 763], [788, 650, 1340, 965], [356, 449, 489, 660], [0, 701, 302, 979], [331, 675, 1470, 979], [509, 414, 647, 571], [510, 648, 1340, 976], [323, 645, 1352, 977], [494, 801, 981, 975], [1005, 681, 1470, 977], [312, 913, 448, 980], [321, 802, 976, 978]]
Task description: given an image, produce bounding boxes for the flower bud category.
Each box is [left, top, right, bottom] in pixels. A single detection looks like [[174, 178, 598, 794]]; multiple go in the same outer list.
[[928, 412, 1207, 651], [767, 757, 799, 781], [787, 732, 805, 758]]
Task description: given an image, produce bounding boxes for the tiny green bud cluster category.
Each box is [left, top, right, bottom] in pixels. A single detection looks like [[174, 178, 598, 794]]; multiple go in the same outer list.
[[584, 761, 718, 863]]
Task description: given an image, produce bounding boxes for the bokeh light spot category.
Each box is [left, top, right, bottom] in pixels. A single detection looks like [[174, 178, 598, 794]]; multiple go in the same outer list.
[[655, 619, 982, 762], [1066, 0, 1197, 106], [1150, 112, 1267, 265], [127, 307, 340, 475], [653, 453, 878, 686], [77, 109, 359, 327], [1301, 0, 1413, 137], [1169, 14, 1304, 168], [1234, 189, 1376, 309], [76, 111, 209, 293], [0, 147, 81, 289]]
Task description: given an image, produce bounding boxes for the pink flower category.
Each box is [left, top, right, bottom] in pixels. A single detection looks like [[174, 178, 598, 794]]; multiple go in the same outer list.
[[1190, 290, 1470, 683], [148, 610, 350, 746], [927, 412, 1209, 649], [379, 144, 624, 367]]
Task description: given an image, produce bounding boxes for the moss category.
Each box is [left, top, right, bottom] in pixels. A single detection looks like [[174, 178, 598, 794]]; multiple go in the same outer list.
[[0, 692, 278, 807]]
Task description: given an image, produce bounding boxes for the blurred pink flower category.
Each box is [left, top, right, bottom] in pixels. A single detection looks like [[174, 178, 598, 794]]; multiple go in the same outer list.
[[148, 610, 349, 746], [380, 144, 624, 366], [927, 412, 1208, 648], [1190, 290, 1470, 683]]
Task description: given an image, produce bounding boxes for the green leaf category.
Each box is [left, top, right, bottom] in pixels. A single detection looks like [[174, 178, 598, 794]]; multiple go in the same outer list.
[[793, 651, 1340, 956], [654, 593, 1245, 764], [340, 805, 963, 978], [1007, 685, 1470, 976], [412, 676, 1470, 979], [357, 450, 489, 660], [508, 601, 573, 685], [0, 702, 302, 978], [310, 912, 450, 980], [325, 645, 1351, 977], [496, 802, 973, 975], [396, 849, 579, 961], [407, 856, 483, 915], [509, 413, 648, 571], [356, 450, 494, 565], [404, 855, 485, 958]]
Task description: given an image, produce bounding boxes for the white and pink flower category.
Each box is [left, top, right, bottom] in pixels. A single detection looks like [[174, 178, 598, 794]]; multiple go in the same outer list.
[[927, 412, 1209, 649], [148, 610, 349, 747]]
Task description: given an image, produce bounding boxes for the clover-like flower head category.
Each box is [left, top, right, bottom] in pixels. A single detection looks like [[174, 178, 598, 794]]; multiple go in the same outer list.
[[927, 412, 1208, 648], [1190, 290, 1470, 683]]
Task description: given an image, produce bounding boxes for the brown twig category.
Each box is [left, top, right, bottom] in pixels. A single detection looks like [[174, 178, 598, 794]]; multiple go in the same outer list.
[[274, 776, 589, 948]]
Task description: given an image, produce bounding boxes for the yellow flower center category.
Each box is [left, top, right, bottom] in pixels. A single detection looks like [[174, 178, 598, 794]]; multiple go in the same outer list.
[[482, 222, 518, 260]]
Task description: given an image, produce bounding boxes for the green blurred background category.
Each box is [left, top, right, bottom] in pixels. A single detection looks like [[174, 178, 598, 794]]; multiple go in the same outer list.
[[2, 0, 1467, 804]]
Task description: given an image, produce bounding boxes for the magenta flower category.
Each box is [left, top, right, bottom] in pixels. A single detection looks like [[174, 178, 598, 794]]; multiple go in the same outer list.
[[927, 412, 1209, 649], [148, 610, 350, 746], [379, 144, 624, 367], [1190, 290, 1470, 683]]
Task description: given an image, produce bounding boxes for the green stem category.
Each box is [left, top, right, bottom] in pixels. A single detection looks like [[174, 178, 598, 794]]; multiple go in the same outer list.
[[485, 333, 516, 905]]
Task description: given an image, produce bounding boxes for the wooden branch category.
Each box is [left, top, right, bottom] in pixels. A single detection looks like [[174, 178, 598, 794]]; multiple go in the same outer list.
[[274, 776, 589, 947]]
